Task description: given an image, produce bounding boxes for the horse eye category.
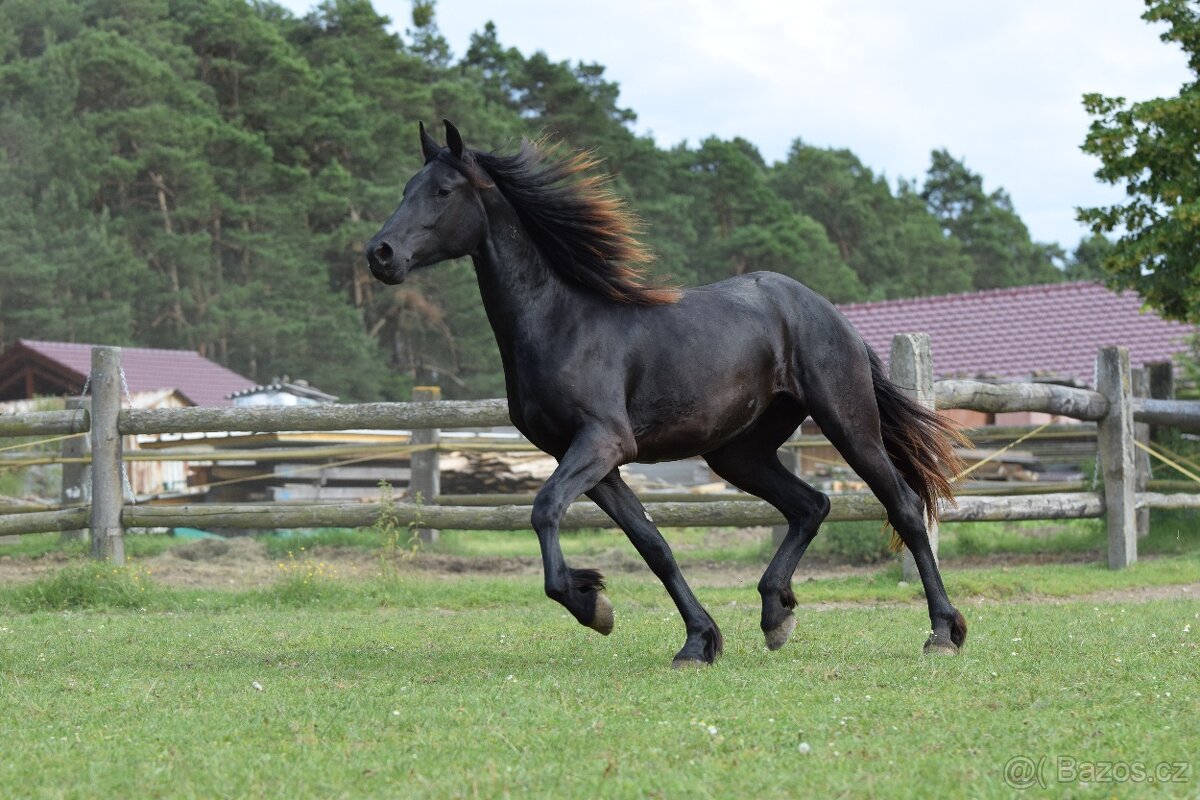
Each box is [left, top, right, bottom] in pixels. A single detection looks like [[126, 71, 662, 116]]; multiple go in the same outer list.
[[436, 187, 451, 198]]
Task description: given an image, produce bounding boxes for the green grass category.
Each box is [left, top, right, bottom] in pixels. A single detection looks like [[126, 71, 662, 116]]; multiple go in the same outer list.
[[0, 580, 1196, 798], [2, 513, 1199, 799], [0, 531, 183, 560]]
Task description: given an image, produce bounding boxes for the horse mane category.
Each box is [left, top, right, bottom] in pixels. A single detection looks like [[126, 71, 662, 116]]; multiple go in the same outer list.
[[439, 141, 680, 305]]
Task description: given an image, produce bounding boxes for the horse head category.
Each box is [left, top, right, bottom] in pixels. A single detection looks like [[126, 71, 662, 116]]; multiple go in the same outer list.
[[365, 120, 487, 285]]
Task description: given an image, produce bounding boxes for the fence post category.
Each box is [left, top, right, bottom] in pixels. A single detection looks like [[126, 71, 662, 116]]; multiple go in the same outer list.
[[890, 333, 936, 582], [410, 386, 441, 544], [59, 397, 91, 543], [1147, 361, 1175, 443], [1131, 368, 1151, 539], [89, 347, 124, 564], [1096, 346, 1136, 569]]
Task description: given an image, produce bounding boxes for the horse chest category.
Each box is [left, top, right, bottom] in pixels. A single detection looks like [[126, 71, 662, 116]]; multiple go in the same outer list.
[[505, 390, 578, 458]]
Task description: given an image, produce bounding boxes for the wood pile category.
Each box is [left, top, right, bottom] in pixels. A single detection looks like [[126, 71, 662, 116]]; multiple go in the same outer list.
[[439, 450, 558, 494]]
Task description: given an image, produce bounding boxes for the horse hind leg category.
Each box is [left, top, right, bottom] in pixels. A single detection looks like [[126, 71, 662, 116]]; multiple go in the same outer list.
[[703, 402, 829, 651], [809, 394, 967, 654]]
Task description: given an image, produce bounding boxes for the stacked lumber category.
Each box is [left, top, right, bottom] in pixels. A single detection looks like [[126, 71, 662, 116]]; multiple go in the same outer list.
[[440, 450, 557, 494]]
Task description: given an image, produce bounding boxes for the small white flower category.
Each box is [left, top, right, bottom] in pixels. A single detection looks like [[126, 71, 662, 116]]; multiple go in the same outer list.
[[392, 710, 401, 716], [252, 681, 264, 692], [798, 742, 812, 754], [1012, 637, 1021, 642], [706, 725, 718, 735]]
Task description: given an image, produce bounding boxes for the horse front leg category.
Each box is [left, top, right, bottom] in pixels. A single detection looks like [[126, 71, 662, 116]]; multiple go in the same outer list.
[[531, 428, 629, 636], [587, 472, 722, 667]]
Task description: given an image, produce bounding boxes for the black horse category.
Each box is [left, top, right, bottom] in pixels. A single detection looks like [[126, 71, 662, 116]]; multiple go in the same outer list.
[[367, 120, 968, 667]]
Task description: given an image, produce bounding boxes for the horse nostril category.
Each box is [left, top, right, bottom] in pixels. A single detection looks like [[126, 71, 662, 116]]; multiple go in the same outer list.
[[367, 241, 396, 272], [372, 241, 394, 267]]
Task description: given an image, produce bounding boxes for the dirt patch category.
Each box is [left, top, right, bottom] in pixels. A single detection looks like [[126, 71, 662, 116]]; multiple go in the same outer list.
[[0, 550, 73, 584], [144, 538, 277, 589], [1003, 581, 1199, 607]]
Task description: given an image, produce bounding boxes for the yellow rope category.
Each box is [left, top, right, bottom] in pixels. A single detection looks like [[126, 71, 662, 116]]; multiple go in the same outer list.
[[1134, 439, 1200, 486], [149, 442, 437, 498], [1145, 440, 1200, 476], [0, 431, 89, 453], [951, 419, 1055, 483]]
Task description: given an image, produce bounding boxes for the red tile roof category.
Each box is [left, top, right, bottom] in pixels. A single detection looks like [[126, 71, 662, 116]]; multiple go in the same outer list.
[[837, 282, 1195, 387], [8, 340, 256, 407]]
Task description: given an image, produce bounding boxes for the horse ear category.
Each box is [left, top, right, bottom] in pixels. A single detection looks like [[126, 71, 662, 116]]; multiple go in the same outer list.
[[444, 119, 464, 160], [419, 121, 440, 164]]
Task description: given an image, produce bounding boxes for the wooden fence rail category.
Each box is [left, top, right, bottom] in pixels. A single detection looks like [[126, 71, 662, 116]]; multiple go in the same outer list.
[[0, 340, 1196, 569], [935, 380, 1108, 420]]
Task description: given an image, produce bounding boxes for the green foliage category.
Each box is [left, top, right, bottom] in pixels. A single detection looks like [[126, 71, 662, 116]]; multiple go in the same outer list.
[[12, 561, 161, 611], [923, 149, 1063, 290], [0, 0, 1067, 399], [265, 550, 344, 605], [772, 143, 974, 299], [1176, 332, 1200, 399], [939, 519, 1105, 559], [1063, 232, 1114, 280], [1078, 0, 1200, 323], [806, 520, 895, 564]]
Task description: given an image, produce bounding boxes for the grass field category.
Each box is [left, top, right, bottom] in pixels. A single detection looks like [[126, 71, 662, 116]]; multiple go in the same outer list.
[[1, 517, 1198, 798]]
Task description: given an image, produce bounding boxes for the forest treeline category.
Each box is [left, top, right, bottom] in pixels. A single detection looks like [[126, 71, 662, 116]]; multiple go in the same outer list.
[[0, 0, 1106, 400]]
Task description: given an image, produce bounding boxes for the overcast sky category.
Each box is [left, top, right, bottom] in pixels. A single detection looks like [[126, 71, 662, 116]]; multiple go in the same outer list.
[[277, 0, 1190, 250]]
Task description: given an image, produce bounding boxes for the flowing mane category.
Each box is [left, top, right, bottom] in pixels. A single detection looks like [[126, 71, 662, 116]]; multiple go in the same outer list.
[[438, 141, 679, 305]]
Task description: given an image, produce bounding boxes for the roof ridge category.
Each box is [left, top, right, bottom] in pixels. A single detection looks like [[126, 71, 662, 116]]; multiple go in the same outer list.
[[18, 338, 207, 356], [836, 280, 1106, 311]]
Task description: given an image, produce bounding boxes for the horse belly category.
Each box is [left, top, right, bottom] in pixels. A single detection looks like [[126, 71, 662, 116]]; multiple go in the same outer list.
[[629, 388, 772, 463]]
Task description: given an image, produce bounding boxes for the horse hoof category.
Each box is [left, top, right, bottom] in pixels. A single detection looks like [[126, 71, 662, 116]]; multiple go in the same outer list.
[[671, 657, 709, 670], [764, 613, 796, 651], [923, 636, 959, 656], [587, 592, 614, 635]]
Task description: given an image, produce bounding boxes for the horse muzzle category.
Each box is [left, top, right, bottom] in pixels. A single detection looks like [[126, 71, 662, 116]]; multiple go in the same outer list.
[[365, 238, 413, 285]]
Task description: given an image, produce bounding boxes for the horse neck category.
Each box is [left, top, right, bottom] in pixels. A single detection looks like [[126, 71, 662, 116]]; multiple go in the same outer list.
[[470, 194, 580, 346]]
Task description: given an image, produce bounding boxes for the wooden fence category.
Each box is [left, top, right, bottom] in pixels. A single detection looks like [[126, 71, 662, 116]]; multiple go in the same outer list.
[[0, 337, 1198, 571]]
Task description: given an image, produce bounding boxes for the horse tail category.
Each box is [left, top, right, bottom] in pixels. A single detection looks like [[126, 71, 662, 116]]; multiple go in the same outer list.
[[867, 346, 969, 543]]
